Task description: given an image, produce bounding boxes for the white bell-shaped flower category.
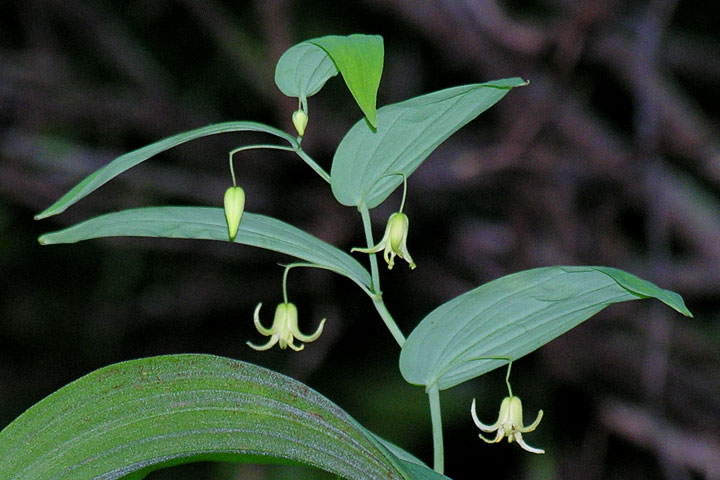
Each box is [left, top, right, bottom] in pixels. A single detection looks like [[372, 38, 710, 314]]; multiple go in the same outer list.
[[471, 396, 544, 454]]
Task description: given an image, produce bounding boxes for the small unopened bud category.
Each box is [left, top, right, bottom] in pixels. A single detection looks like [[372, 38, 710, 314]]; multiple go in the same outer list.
[[223, 186, 245, 241], [292, 109, 308, 137]]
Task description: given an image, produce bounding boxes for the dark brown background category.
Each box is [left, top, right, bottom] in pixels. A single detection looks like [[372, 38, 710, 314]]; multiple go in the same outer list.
[[1, 1, 719, 479]]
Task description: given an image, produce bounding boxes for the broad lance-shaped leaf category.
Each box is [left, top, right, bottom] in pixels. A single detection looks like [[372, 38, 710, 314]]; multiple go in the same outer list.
[[38, 207, 372, 292], [0, 354, 445, 480], [34, 121, 297, 220], [331, 78, 527, 209], [400, 266, 692, 391], [275, 34, 383, 128]]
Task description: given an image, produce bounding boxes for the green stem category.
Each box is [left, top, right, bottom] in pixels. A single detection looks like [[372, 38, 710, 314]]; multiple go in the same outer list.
[[229, 144, 295, 186], [281, 265, 292, 304], [359, 203, 381, 294], [294, 147, 331, 184], [358, 202, 405, 348], [281, 262, 374, 299], [397, 172, 408, 213], [372, 297, 405, 348], [428, 384, 444, 474], [227, 142, 330, 185], [462, 355, 514, 396]]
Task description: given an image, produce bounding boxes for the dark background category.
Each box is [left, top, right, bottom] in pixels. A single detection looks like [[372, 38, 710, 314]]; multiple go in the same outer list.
[[1, 1, 719, 479]]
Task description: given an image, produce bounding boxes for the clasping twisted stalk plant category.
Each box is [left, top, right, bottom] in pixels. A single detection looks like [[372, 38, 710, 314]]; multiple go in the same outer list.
[[0, 34, 692, 480]]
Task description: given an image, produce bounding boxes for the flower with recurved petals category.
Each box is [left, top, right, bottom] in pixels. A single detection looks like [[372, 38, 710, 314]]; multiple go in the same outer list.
[[471, 396, 544, 454], [247, 302, 325, 352], [352, 212, 416, 270]]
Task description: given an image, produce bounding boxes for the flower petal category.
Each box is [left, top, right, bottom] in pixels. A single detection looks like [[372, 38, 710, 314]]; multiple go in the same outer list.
[[292, 318, 326, 343], [471, 398, 501, 431], [384, 244, 396, 269], [252, 303, 275, 336], [399, 244, 416, 269], [287, 339, 305, 352], [519, 409, 543, 432], [246, 334, 280, 351], [351, 242, 385, 254], [514, 432, 545, 454], [478, 429, 505, 444]]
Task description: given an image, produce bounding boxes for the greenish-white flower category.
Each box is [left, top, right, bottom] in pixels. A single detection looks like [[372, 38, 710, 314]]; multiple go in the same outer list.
[[352, 212, 416, 270], [223, 186, 245, 241], [471, 396, 544, 454], [247, 302, 325, 352]]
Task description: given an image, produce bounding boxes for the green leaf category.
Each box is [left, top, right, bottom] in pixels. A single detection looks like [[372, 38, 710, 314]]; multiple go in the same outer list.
[[0, 354, 434, 479], [399, 266, 692, 391], [275, 34, 383, 128], [374, 436, 427, 468], [38, 207, 372, 292], [274, 42, 339, 100], [400, 461, 453, 480], [309, 34, 383, 128], [34, 122, 297, 220], [330, 78, 527, 209]]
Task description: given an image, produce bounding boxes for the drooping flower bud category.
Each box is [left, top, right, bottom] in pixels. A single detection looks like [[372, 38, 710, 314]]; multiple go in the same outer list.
[[292, 109, 308, 137], [223, 186, 245, 241]]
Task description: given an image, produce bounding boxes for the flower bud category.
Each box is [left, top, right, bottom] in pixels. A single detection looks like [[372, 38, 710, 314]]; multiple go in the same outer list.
[[292, 109, 308, 137], [223, 186, 245, 241]]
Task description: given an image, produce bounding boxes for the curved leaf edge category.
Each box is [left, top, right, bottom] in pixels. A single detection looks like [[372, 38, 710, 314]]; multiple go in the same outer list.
[[589, 266, 692, 317], [37, 207, 373, 293], [34, 121, 297, 221], [399, 265, 692, 390], [330, 77, 528, 209], [0, 354, 442, 480]]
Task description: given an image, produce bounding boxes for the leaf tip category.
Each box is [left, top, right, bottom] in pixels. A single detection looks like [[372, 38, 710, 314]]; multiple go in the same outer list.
[[367, 110, 378, 129], [35, 202, 65, 220], [675, 299, 693, 318]]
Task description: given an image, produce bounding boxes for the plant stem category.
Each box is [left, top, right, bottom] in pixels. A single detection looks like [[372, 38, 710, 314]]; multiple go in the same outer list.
[[428, 384, 444, 474], [359, 203, 406, 347], [229, 144, 295, 186], [294, 147, 331, 184], [372, 297, 405, 348], [359, 203, 381, 294]]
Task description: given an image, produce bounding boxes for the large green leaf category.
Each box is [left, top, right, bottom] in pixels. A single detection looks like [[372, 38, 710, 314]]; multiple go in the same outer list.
[[330, 78, 527, 209], [34, 122, 297, 220], [399, 266, 692, 391], [275, 34, 383, 128], [309, 35, 383, 128], [0, 354, 441, 479], [38, 207, 372, 292]]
